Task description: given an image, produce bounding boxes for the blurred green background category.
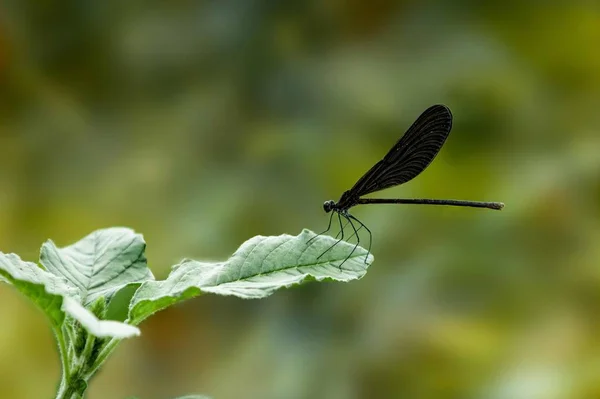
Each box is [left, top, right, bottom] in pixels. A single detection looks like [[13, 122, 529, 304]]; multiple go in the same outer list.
[[1, 1, 600, 398]]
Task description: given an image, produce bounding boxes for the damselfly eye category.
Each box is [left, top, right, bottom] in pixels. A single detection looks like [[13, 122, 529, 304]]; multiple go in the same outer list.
[[323, 200, 335, 213]]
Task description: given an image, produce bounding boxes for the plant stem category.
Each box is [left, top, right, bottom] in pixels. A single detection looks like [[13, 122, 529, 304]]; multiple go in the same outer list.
[[55, 383, 77, 399], [84, 337, 121, 379], [55, 323, 91, 399], [55, 327, 71, 399]]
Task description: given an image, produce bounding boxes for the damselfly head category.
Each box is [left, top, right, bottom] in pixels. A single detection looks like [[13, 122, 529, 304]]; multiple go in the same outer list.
[[323, 200, 336, 213]]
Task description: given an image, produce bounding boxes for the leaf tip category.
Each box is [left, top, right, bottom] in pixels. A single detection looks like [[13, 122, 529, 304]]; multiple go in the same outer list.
[[63, 297, 141, 339]]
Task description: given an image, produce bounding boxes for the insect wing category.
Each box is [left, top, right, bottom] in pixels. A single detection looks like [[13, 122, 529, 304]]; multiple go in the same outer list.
[[348, 104, 452, 197]]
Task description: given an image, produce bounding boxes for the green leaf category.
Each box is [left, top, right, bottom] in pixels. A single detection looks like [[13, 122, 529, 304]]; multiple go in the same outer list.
[[40, 227, 154, 306], [0, 251, 76, 327], [128, 229, 373, 324]]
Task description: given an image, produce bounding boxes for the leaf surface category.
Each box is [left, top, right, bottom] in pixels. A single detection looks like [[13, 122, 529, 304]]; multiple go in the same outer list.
[[129, 229, 372, 324], [40, 227, 154, 306], [0, 251, 76, 327]]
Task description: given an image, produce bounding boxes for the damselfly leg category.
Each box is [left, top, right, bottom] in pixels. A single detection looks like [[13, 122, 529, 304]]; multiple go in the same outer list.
[[335, 218, 351, 239], [335, 214, 361, 270], [306, 211, 335, 245], [316, 212, 346, 260], [347, 214, 372, 264]]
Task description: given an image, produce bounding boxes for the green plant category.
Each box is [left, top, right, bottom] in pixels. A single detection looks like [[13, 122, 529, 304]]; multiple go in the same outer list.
[[0, 227, 373, 399]]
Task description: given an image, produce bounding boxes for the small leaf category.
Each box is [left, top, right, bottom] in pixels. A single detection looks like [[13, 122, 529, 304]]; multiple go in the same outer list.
[[62, 297, 140, 339], [129, 229, 372, 324], [40, 227, 154, 306], [0, 251, 77, 327]]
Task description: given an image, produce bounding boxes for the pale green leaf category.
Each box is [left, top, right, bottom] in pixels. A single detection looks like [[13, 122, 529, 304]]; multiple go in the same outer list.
[[0, 251, 77, 327], [40, 227, 154, 306], [129, 229, 373, 324]]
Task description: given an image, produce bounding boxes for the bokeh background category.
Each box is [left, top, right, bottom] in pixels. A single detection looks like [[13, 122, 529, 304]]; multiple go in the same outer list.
[[1, 1, 600, 398]]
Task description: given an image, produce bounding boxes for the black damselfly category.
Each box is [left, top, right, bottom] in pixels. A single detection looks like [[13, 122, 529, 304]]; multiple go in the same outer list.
[[310, 104, 504, 268]]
